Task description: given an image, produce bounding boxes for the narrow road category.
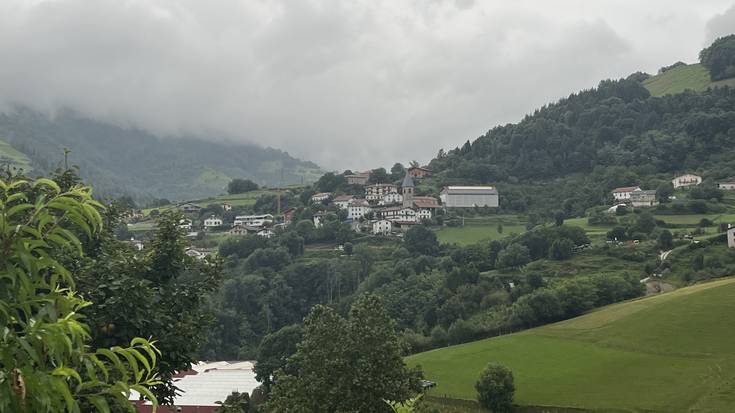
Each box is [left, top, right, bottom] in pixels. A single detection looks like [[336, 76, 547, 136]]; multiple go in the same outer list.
[[660, 249, 673, 261]]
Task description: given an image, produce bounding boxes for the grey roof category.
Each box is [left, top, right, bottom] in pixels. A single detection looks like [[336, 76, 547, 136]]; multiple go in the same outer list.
[[402, 172, 415, 188], [441, 186, 498, 195]]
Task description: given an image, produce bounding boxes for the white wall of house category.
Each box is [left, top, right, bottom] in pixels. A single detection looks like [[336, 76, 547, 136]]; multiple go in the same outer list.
[[672, 174, 702, 188], [347, 205, 370, 220], [719, 182, 735, 190], [728, 228, 735, 249], [372, 220, 392, 235]]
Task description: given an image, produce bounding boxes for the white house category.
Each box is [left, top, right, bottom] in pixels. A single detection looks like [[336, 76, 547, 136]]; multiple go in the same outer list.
[[347, 199, 371, 220], [257, 229, 275, 238], [185, 248, 207, 260], [333, 195, 355, 209], [204, 215, 223, 229], [221, 202, 233, 212], [672, 174, 702, 189], [412, 196, 440, 220], [365, 184, 398, 202], [179, 219, 193, 231], [611, 186, 641, 201], [630, 190, 658, 207], [372, 219, 392, 235], [440, 186, 499, 208], [382, 192, 403, 205], [718, 181, 735, 190], [233, 214, 273, 228], [310, 192, 332, 203], [728, 227, 735, 248], [378, 207, 417, 222]]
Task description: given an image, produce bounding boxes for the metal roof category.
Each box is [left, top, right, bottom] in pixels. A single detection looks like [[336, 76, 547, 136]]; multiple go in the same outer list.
[[131, 361, 259, 407], [442, 186, 497, 194]]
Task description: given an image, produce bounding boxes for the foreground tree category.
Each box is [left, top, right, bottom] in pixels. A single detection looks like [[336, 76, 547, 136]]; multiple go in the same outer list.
[[266, 295, 420, 412], [0, 176, 160, 412], [475, 363, 515, 413], [75, 210, 223, 403]]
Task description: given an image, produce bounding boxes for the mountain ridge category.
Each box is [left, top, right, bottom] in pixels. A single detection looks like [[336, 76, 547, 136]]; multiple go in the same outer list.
[[0, 107, 324, 203]]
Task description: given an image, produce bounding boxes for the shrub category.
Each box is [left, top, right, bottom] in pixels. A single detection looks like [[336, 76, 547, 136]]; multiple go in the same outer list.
[[475, 363, 515, 413]]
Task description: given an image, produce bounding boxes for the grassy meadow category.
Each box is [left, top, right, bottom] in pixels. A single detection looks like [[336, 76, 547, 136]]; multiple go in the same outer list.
[[642, 63, 735, 97], [435, 215, 527, 245], [0, 139, 33, 172], [407, 277, 735, 412]]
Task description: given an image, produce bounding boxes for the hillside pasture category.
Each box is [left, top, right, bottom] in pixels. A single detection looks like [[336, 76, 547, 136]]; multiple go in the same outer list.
[[408, 278, 735, 412], [642, 63, 735, 97], [0, 139, 33, 172], [435, 215, 527, 245]]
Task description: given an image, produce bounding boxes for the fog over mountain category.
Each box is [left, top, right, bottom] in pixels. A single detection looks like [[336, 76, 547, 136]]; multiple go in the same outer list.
[[1, 0, 734, 170]]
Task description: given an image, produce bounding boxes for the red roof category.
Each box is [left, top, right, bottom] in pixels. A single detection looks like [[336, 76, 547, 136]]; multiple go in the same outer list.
[[413, 196, 439, 208]]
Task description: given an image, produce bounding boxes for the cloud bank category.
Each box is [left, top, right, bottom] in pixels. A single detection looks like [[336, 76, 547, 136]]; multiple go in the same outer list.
[[0, 0, 732, 169]]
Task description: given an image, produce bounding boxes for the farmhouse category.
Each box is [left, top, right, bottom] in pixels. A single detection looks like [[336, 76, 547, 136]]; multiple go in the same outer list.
[[310, 192, 331, 203], [221, 202, 232, 212], [412, 196, 440, 220], [179, 219, 193, 231], [718, 181, 735, 190], [611, 186, 641, 201], [408, 166, 432, 179], [377, 206, 417, 222], [233, 214, 273, 228], [229, 225, 258, 235], [440, 186, 499, 208], [672, 174, 702, 188], [333, 195, 355, 209], [347, 199, 371, 220], [346, 172, 370, 185], [365, 183, 398, 202], [372, 219, 392, 235], [203, 215, 223, 229], [177, 203, 201, 213], [630, 190, 658, 207]]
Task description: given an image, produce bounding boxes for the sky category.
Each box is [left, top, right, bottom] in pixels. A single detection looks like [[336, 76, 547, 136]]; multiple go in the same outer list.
[[0, 1, 734, 171]]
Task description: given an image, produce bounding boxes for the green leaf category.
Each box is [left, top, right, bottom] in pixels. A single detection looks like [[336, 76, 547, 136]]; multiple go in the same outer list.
[[86, 395, 111, 413]]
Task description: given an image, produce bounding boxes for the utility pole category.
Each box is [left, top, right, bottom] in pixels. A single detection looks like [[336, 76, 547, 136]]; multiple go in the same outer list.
[[63, 148, 71, 170]]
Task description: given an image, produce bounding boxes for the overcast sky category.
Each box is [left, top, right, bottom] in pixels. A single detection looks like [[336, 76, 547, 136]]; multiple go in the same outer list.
[[1, 1, 734, 170]]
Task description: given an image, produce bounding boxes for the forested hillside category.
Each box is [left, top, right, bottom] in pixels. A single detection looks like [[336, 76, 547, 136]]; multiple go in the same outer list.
[[427, 78, 735, 216], [0, 108, 324, 202]]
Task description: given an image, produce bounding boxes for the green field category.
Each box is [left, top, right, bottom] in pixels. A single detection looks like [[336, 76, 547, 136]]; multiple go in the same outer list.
[[0, 139, 33, 172], [142, 189, 284, 215], [642, 63, 735, 97], [436, 216, 527, 245], [408, 278, 735, 412]]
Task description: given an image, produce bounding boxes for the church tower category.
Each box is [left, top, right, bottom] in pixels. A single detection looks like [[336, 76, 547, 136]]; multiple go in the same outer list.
[[402, 172, 415, 208]]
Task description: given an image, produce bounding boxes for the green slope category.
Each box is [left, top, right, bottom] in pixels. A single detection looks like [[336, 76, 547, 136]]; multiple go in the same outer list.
[[0, 139, 33, 172], [407, 278, 735, 412], [643, 63, 735, 97]]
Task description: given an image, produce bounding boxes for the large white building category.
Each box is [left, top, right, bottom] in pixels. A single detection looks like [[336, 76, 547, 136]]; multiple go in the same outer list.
[[440, 186, 499, 208], [382, 192, 403, 205], [377, 207, 417, 222], [233, 214, 273, 228], [365, 184, 398, 202], [630, 190, 658, 207]]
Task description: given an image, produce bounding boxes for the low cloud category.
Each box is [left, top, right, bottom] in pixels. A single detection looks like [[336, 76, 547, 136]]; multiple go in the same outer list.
[[0, 1, 732, 169]]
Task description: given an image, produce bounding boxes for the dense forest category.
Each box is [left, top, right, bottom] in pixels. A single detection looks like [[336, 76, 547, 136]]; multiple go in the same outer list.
[[0, 108, 323, 202], [426, 76, 735, 217]]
